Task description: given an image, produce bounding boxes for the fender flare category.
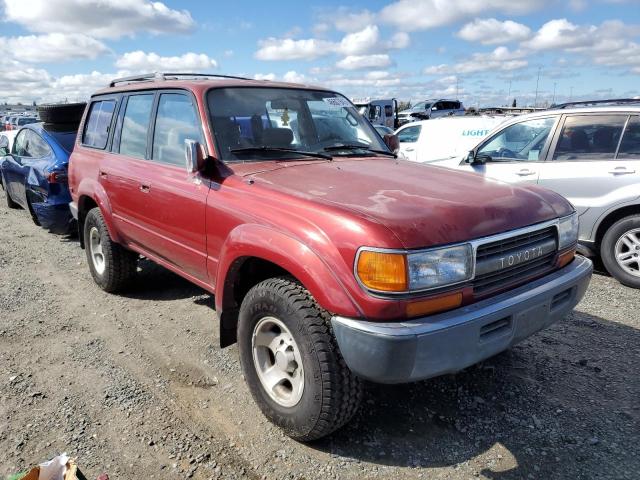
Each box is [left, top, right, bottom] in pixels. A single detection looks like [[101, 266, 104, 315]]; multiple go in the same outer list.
[[76, 178, 122, 244], [215, 224, 362, 344]]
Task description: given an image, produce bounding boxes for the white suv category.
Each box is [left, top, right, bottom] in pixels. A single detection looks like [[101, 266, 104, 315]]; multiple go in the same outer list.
[[432, 100, 640, 288]]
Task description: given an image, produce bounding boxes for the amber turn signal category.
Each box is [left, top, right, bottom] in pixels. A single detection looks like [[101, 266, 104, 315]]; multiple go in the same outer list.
[[357, 251, 407, 292], [406, 292, 463, 318], [557, 248, 576, 268]]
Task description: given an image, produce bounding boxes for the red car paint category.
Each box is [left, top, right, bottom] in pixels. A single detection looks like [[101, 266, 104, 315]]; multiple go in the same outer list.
[[69, 79, 574, 325]]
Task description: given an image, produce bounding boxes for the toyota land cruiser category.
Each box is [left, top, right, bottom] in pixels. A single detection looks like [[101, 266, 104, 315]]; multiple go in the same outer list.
[[68, 73, 593, 441]]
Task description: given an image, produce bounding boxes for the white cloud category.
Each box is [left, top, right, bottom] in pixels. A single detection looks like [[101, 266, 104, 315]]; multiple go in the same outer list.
[[379, 0, 544, 31], [336, 54, 393, 70], [282, 71, 308, 83], [424, 47, 528, 74], [253, 73, 277, 81], [0, 33, 110, 63], [332, 9, 376, 32], [255, 37, 334, 61], [520, 18, 640, 73], [255, 25, 408, 62], [523, 18, 593, 50], [115, 51, 218, 71], [2, 0, 195, 38], [457, 18, 531, 45], [337, 25, 380, 55]]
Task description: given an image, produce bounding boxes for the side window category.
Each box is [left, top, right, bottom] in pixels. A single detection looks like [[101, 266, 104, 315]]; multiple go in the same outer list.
[[24, 130, 51, 158], [478, 117, 556, 162], [617, 116, 640, 159], [83, 100, 116, 149], [553, 115, 626, 161], [152, 93, 202, 166], [119, 94, 154, 159], [384, 105, 394, 117], [397, 125, 421, 143], [12, 130, 29, 156], [369, 105, 381, 120]]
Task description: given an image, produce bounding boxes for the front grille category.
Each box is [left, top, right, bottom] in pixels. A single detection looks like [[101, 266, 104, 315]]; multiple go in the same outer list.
[[474, 226, 557, 295]]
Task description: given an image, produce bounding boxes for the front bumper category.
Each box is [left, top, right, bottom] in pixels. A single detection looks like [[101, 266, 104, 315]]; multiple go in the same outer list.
[[332, 256, 593, 384]]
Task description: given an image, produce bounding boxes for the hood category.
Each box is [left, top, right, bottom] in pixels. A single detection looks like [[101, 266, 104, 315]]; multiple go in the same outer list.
[[240, 158, 572, 249]]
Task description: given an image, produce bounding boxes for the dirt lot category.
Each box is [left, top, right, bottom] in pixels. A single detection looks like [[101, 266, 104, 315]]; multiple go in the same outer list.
[[0, 193, 638, 480]]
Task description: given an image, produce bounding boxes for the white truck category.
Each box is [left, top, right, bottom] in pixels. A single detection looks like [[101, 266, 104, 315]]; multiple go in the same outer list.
[[353, 98, 398, 129]]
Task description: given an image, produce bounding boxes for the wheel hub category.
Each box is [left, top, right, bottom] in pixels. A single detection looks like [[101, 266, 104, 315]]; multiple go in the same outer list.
[[615, 227, 640, 277], [252, 316, 304, 407]]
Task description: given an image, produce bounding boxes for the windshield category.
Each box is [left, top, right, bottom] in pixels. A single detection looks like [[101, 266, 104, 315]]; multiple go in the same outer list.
[[411, 102, 431, 111], [207, 87, 388, 162], [18, 117, 37, 125], [50, 131, 77, 153]]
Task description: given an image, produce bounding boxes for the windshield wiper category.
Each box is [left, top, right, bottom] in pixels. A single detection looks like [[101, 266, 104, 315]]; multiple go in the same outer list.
[[323, 144, 396, 158], [230, 146, 332, 160]]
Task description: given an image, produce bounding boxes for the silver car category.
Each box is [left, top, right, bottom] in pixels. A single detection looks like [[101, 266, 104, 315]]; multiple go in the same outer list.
[[397, 99, 465, 126], [431, 102, 640, 288]]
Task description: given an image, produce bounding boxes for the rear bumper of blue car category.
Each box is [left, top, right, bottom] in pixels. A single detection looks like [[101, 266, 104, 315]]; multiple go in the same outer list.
[[31, 201, 74, 234]]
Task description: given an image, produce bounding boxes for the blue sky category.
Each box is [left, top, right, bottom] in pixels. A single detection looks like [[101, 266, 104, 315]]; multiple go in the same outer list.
[[1, 0, 639, 106]]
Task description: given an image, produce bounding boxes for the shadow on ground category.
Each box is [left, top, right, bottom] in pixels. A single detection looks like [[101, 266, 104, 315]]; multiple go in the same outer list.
[[311, 311, 639, 479]]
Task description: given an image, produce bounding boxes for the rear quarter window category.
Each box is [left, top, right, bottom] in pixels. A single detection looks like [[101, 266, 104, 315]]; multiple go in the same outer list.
[[82, 100, 116, 149]]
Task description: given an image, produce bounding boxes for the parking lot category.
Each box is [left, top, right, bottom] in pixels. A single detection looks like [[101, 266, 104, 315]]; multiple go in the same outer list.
[[0, 189, 638, 480]]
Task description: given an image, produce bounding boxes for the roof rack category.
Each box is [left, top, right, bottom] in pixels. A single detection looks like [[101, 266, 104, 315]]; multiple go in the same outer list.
[[108, 72, 253, 87], [551, 98, 640, 109]]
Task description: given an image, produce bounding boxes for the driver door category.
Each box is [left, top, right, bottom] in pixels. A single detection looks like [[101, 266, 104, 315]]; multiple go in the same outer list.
[[459, 116, 559, 185]]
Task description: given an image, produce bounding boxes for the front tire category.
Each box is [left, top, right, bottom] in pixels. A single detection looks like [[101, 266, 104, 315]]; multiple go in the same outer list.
[[601, 215, 640, 288], [238, 277, 362, 441], [84, 207, 137, 292]]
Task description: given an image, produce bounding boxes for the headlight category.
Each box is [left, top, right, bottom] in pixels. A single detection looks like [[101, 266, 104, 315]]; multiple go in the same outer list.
[[356, 244, 473, 293], [407, 244, 473, 290], [558, 213, 579, 250]]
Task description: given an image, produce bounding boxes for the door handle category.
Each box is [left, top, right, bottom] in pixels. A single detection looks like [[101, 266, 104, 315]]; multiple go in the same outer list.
[[405, 147, 415, 152], [139, 184, 151, 193], [516, 169, 536, 176], [608, 167, 635, 175]]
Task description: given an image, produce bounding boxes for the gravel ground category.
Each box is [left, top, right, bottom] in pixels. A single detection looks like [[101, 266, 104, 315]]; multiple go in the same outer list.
[[0, 191, 638, 480]]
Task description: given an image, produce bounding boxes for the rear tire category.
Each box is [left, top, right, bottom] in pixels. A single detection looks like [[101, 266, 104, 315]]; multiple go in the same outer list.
[[601, 215, 640, 288], [84, 207, 137, 292], [237, 277, 362, 441], [1, 176, 19, 209]]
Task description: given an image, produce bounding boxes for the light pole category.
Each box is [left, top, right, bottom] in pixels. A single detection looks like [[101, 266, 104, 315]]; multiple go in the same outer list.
[[553, 82, 557, 105], [569, 86, 574, 102], [534, 67, 541, 108], [507, 79, 512, 106]]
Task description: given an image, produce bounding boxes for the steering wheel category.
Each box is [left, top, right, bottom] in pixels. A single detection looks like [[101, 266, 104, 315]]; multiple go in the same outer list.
[[496, 147, 519, 159]]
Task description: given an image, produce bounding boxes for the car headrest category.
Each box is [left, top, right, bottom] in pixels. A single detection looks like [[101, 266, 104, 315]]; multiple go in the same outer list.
[[570, 129, 589, 151], [262, 128, 293, 147]]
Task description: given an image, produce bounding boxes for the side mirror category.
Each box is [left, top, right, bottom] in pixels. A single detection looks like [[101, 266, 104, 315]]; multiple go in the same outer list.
[[465, 150, 475, 163], [185, 139, 206, 174], [383, 134, 400, 154]]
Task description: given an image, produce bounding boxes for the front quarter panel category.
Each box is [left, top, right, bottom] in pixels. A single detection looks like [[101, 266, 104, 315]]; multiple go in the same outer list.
[[215, 224, 362, 318]]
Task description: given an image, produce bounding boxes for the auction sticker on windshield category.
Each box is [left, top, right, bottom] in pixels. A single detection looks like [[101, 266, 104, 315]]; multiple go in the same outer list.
[[323, 97, 352, 108]]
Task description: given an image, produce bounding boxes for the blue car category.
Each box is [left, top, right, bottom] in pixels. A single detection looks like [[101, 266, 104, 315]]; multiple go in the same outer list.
[[0, 123, 77, 234]]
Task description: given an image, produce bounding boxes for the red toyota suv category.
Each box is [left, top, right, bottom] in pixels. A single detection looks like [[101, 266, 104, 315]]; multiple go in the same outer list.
[[68, 73, 593, 441]]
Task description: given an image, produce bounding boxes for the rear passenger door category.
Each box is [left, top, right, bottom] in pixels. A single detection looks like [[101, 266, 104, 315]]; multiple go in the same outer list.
[[99, 93, 156, 246], [539, 114, 634, 216]]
